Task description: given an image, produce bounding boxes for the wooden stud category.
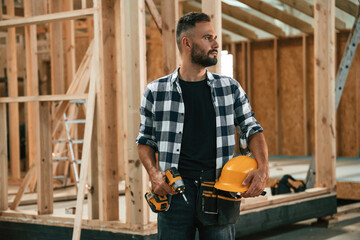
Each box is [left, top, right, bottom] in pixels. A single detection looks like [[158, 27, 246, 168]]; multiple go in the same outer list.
[[0, 104, 8, 211], [37, 101, 53, 214], [278, 0, 346, 30], [145, 0, 162, 34], [5, 0, 21, 180], [237, 0, 313, 34], [161, 0, 179, 75], [63, 0, 76, 91], [49, 0, 65, 95], [24, 0, 41, 191], [274, 38, 281, 155], [314, 0, 336, 189], [221, 1, 286, 37], [202, 0, 222, 73], [93, 0, 119, 221], [10, 164, 36, 210], [302, 35, 309, 155], [0, 8, 96, 29], [246, 41, 252, 102], [124, 0, 149, 225]]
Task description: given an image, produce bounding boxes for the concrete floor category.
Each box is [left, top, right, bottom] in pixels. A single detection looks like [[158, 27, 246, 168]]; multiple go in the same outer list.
[[239, 206, 360, 240]]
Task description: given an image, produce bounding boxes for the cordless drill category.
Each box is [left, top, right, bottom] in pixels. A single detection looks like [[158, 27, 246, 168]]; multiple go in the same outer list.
[[145, 167, 188, 213]]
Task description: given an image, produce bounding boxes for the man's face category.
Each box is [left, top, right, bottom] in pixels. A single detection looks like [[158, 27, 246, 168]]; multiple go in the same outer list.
[[189, 22, 219, 67]]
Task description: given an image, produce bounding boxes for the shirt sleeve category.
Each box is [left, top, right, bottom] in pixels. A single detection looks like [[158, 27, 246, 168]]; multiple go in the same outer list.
[[136, 86, 158, 152], [233, 81, 263, 155]]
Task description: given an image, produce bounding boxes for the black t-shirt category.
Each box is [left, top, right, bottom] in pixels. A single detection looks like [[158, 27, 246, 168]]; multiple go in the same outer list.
[[178, 78, 217, 171]]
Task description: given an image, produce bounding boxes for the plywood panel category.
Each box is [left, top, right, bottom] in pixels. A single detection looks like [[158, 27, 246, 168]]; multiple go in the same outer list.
[[250, 40, 277, 155], [336, 31, 359, 157], [278, 38, 305, 156]]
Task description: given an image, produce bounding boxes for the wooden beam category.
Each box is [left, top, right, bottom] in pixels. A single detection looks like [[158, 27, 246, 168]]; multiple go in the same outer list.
[[0, 104, 8, 211], [94, 0, 119, 221], [72, 53, 96, 240], [221, 1, 286, 37], [237, 0, 313, 34], [0, 8, 95, 29], [302, 35, 309, 156], [185, 2, 258, 41], [161, 0, 179, 75], [274, 38, 281, 155], [124, 0, 149, 225], [5, 0, 21, 180], [278, 0, 346, 30], [24, 0, 41, 191], [145, 0, 162, 34], [63, 0, 76, 91], [335, 0, 359, 18], [202, 0, 222, 74], [49, 0, 65, 95], [37, 102, 53, 214], [10, 164, 36, 210], [314, 0, 336, 189], [0, 94, 88, 103]]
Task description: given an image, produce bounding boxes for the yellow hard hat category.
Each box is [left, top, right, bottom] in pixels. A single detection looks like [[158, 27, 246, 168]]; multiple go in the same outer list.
[[214, 156, 258, 193]]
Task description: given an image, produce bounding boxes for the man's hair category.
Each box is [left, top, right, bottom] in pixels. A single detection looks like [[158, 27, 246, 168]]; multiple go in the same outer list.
[[176, 12, 210, 51]]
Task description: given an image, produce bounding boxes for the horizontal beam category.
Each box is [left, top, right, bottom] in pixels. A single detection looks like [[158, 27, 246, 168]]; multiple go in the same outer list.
[[278, 0, 346, 30], [0, 8, 96, 29], [222, 1, 286, 37], [335, 0, 359, 17], [0, 94, 88, 103], [237, 0, 313, 34]]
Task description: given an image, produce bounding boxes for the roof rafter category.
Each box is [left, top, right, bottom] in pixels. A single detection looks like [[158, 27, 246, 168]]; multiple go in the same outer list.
[[335, 0, 359, 17], [278, 0, 346, 30], [236, 0, 313, 34], [184, 2, 258, 40]]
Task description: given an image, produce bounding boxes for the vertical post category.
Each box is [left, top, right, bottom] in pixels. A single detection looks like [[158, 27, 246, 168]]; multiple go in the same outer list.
[[63, 0, 76, 90], [0, 104, 8, 211], [24, 0, 41, 190], [6, 0, 21, 179], [49, 0, 65, 94], [161, 0, 179, 75], [93, 0, 119, 221], [302, 35, 309, 156], [274, 38, 281, 155], [38, 102, 53, 214], [124, 0, 149, 225], [314, 0, 336, 189], [202, 0, 222, 74]]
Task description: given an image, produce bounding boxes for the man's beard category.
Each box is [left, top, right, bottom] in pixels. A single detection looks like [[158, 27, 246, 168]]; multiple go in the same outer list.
[[190, 43, 218, 67]]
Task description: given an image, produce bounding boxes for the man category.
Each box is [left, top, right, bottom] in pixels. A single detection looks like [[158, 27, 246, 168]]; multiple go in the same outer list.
[[137, 12, 269, 240]]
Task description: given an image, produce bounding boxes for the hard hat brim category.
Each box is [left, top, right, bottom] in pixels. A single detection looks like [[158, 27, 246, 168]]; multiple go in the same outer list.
[[214, 181, 248, 193]]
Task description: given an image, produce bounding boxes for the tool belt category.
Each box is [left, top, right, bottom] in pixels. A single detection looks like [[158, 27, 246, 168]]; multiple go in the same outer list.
[[198, 180, 241, 226]]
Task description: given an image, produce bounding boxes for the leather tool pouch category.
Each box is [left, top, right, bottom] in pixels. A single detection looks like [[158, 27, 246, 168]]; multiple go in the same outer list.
[[198, 181, 241, 226]]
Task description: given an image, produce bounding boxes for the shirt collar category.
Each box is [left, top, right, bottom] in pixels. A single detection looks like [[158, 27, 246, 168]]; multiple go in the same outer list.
[[170, 67, 215, 86]]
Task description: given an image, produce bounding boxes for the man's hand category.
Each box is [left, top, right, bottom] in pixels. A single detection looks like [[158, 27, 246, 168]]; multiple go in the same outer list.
[[240, 168, 268, 198], [149, 170, 177, 196]]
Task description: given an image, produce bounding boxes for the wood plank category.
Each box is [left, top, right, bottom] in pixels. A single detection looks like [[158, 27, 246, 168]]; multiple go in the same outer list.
[[10, 164, 36, 210], [161, 0, 179, 75], [337, 181, 360, 200], [278, 0, 346, 30], [37, 101, 53, 214], [5, 0, 20, 180], [0, 8, 96, 29], [145, 0, 162, 34], [94, 0, 119, 221], [222, 18, 258, 41], [72, 52, 97, 240], [302, 35, 309, 156], [63, 0, 76, 91], [335, 0, 359, 18], [49, 0, 65, 95], [274, 39, 281, 155], [314, 0, 336, 189], [221, 1, 285, 37], [0, 94, 88, 103], [237, 0, 313, 34], [124, 0, 148, 225], [0, 104, 8, 210], [202, 0, 221, 73]]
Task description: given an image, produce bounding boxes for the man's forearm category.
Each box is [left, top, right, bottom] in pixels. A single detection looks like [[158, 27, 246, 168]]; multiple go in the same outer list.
[[248, 132, 269, 174], [138, 144, 158, 177]]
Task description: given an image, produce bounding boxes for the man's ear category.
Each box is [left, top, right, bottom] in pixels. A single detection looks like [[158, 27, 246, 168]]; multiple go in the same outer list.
[[182, 37, 191, 49]]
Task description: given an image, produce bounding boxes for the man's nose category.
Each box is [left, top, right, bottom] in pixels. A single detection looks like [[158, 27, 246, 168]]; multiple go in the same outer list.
[[213, 39, 219, 49]]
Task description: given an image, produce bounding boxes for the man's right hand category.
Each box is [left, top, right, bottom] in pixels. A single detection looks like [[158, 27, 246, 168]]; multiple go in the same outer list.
[[149, 170, 177, 196]]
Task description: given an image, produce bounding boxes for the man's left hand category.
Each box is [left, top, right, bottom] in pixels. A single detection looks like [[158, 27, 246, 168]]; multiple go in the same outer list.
[[240, 168, 268, 198]]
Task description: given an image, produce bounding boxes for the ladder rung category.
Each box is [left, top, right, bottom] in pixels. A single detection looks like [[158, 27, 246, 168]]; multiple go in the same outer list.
[[53, 156, 69, 161], [66, 119, 86, 124], [70, 100, 86, 104], [52, 139, 84, 144]]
